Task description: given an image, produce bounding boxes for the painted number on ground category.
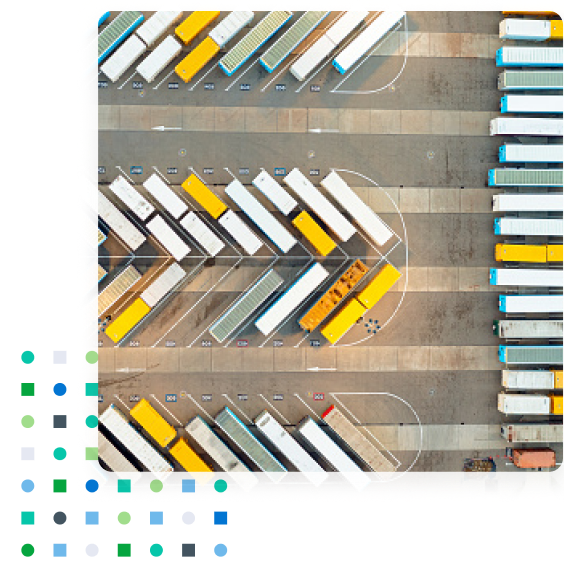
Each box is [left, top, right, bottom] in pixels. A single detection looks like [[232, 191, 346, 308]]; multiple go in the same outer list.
[[310, 85, 321, 92], [168, 82, 179, 90], [98, 80, 108, 88], [273, 340, 283, 347], [309, 169, 320, 176], [240, 84, 251, 91], [238, 394, 248, 401], [313, 393, 325, 401], [98, 395, 104, 403], [275, 84, 286, 91], [165, 394, 177, 403], [98, 166, 106, 174], [274, 168, 286, 176], [237, 340, 248, 348], [204, 83, 215, 90], [203, 168, 214, 175], [132, 81, 143, 89], [98, 340, 103, 347], [202, 394, 212, 402], [129, 395, 140, 403], [130, 166, 143, 175], [201, 340, 212, 347], [310, 340, 320, 347], [239, 168, 250, 176], [273, 394, 283, 401], [129, 341, 139, 347], [167, 167, 178, 174], [165, 340, 176, 347]]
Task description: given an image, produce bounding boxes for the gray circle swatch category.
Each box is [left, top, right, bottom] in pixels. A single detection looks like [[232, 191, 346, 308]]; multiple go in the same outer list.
[[85, 544, 99, 557], [182, 511, 195, 525]]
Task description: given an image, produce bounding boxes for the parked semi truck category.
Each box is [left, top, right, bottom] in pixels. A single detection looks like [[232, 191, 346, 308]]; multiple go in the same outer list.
[[488, 169, 563, 188], [494, 218, 563, 236], [498, 70, 563, 90], [492, 194, 563, 212], [498, 393, 562, 415], [502, 369, 562, 390], [502, 424, 563, 444], [499, 295, 563, 314], [500, 94, 563, 113], [494, 243, 563, 263], [146, 215, 191, 261], [498, 345, 563, 365], [493, 319, 563, 338], [499, 144, 563, 163], [490, 117, 563, 136], [136, 35, 182, 82], [495, 46, 563, 67], [510, 448, 556, 468], [499, 18, 563, 41]]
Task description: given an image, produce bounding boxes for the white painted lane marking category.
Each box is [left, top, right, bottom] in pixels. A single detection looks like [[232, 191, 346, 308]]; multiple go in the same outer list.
[[258, 394, 291, 425], [221, 394, 252, 424], [150, 393, 182, 426]]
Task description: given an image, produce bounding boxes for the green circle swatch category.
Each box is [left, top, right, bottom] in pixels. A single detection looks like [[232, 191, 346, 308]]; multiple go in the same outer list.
[[150, 544, 163, 557], [214, 479, 227, 493], [21, 544, 34, 557], [21, 415, 34, 428], [118, 512, 131, 525], [150, 480, 163, 493], [85, 351, 98, 364], [85, 415, 98, 428], [53, 447, 67, 460], [21, 351, 34, 364]]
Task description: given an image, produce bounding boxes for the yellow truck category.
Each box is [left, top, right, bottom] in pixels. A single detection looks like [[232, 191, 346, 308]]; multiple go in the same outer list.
[[176, 37, 220, 83], [357, 264, 401, 310], [130, 399, 177, 448], [181, 173, 227, 219], [104, 298, 151, 343], [320, 298, 367, 344], [292, 210, 336, 256], [495, 243, 563, 263], [169, 437, 213, 472], [551, 395, 563, 416], [175, 11, 221, 44]]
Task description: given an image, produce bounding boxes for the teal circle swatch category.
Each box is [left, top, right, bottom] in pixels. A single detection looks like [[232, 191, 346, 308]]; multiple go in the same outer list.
[[53, 447, 67, 460], [150, 480, 163, 493], [21, 479, 34, 493], [214, 544, 227, 557], [85, 415, 98, 428], [21, 544, 34, 557], [214, 479, 227, 493], [21, 351, 34, 364], [85, 351, 98, 364], [150, 544, 163, 557], [118, 512, 131, 525], [21, 415, 34, 428]]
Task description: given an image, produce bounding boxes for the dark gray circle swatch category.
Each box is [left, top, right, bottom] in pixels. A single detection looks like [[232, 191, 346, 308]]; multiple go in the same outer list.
[[53, 512, 66, 524]]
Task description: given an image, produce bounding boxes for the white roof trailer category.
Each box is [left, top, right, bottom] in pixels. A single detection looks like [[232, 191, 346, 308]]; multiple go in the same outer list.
[[494, 218, 563, 237], [500, 95, 563, 114], [180, 212, 225, 257], [499, 18, 553, 41], [143, 173, 188, 219], [496, 46, 563, 67], [146, 215, 191, 261], [255, 262, 329, 336], [252, 170, 297, 216], [98, 431, 140, 472], [325, 11, 369, 45], [320, 170, 393, 246], [502, 370, 555, 390], [99, 404, 174, 473], [209, 11, 255, 48], [284, 168, 356, 242], [489, 268, 563, 287], [109, 176, 155, 221], [490, 117, 563, 137], [294, 416, 369, 480], [498, 394, 551, 415], [100, 35, 147, 82], [224, 180, 297, 254], [218, 210, 263, 255], [135, 11, 183, 47], [494, 319, 563, 339], [136, 35, 182, 82], [492, 194, 563, 212], [499, 144, 563, 164], [501, 423, 563, 443], [140, 262, 186, 308], [98, 191, 146, 251], [333, 11, 405, 74], [499, 294, 563, 313], [255, 410, 326, 480]]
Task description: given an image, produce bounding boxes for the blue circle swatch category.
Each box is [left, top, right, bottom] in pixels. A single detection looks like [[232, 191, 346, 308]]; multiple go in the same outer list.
[[214, 544, 227, 557], [85, 479, 99, 493], [53, 383, 67, 396], [21, 479, 34, 493]]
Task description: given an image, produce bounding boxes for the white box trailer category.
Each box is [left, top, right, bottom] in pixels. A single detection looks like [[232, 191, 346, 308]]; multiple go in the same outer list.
[[500, 95, 563, 114], [502, 370, 555, 390], [255, 262, 329, 336], [498, 70, 563, 91], [255, 410, 325, 476], [98, 431, 140, 472], [294, 416, 368, 478], [499, 144, 563, 164], [143, 173, 188, 219], [498, 393, 551, 415], [224, 180, 297, 254], [290, 34, 335, 81], [146, 215, 191, 261], [492, 194, 563, 212], [499, 294, 563, 313], [501, 423, 563, 443], [325, 11, 369, 45], [490, 117, 563, 137], [333, 11, 405, 74], [489, 268, 563, 287], [496, 46, 563, 67], [136, 35, 182, 82], [218, 209, 263, 255], [284, 168, 356, 242], [140, 262, 186, 308], [252, 170, 298, 215], [109, 176, 155, 221], [180, 211, 225, 257], [494, 319, 563, 339], [136, 11, 183, 47], [98, 191, 146, 251], [494, 218, 563, 237], [209, 11, 254, 48], [499, 18, 552, 41], [320, 170, 393, 246], [100, 35, 147, 82]]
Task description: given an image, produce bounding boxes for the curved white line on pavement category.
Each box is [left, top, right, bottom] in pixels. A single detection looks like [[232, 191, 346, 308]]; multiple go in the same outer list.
[[331, 15, 409, 95], [328, 169, 408, 348], [330, 391, 423, 478]]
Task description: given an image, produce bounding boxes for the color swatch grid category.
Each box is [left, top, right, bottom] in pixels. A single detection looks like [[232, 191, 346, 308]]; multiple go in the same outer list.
[[18, 349, 231, 560]]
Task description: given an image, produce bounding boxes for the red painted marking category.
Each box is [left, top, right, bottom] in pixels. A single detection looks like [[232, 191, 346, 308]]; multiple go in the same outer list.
[[322, 404, 335, 418]]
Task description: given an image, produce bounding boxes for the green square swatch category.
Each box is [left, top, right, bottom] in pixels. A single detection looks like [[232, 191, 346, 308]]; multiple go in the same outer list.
[[85, 447, 98, 460], [21, 383, 34, 396], [21, 512, 34, 525], [85, 383, 98, 397], [118, 544, 131, 557], [53, 479, 67, 493], [117, 479, 131, 493]]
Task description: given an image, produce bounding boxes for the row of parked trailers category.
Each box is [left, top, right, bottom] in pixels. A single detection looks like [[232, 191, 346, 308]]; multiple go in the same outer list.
[[100, 11, 406, 86], [99, 399, 396, 478]]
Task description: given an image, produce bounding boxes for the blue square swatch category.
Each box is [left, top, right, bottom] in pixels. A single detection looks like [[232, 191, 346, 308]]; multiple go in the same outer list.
[[85, 511, 99, 525], [53, 544, 67, 557], [150, 511, 163, 525], [182, 479, 195, 493], [214, 511, 227, 525]]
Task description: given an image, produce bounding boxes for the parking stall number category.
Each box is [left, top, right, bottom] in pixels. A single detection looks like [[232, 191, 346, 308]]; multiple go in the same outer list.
[[204, 83, 215, 91], [165, 394, 177, 403], [274, 168, 286, 176], [98, 166, 106, 175], [310, 85, 321, 92], [273, 340, 283, 348], [130, 166, 143, 175], [129, 395, 141, 403], [238, 394, 248, 402], [239, 168, 250, 176], [202, 394, 212, 402], [98, 81, 108, 89], [168, 82, 179, 90], [98, 395, 104, 403], [132, 81, 143, 89], [309, 169, 320, 176], [237, 340, 248, 348], [167, 167, 178, 174], [201, 340, 212, 347], [313, 393, 325, 401], [240, 84, 251, 91], [310, 340, 321, 347], [165, 340, 176, 347], [203, 168, 214, 175], [273, 394, 284, 401], [275, 84, 286, 91]]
